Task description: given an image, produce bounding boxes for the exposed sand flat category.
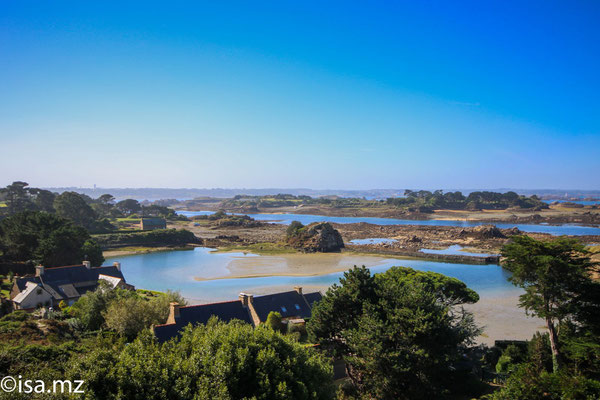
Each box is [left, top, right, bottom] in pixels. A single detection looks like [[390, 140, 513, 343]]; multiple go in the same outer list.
[[193, 252, 393, 280], [466, 293, 546, 345]]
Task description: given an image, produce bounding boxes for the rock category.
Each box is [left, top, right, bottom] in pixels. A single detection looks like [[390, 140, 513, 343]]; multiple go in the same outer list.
[[505, 227, 521, 236], [287, 222, 344, 252], [471, 225, 506, 239], [407, 235, 422, 243]]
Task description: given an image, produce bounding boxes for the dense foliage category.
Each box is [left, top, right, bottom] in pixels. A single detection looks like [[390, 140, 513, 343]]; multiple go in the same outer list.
[[65, 320, 333, 400], [501, 235, 599, 372], [0, 211, 104, 267], [307, 266, 480, 399], [486, 235, 600, 399], [386, 190, 548, 211], [216, 190, 548, 212], [92, 228, 199, 249]]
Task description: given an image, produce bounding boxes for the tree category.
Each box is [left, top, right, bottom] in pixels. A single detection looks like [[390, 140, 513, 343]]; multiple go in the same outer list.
[[116, 199, 141, 216], [308, 266, 480, 399], [104, 291, 187, 339], [1, 181, 34, 214], [95, 194, 116, 217], [67, 320, 334, 399], [0, 211, 104, 267], [501, 235, 597, 373], [266, 311, 284, 332], [54, 191, 98, 230]]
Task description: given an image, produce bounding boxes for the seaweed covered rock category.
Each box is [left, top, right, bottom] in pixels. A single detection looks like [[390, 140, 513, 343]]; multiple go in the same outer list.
[[286, 221, 344, 252]]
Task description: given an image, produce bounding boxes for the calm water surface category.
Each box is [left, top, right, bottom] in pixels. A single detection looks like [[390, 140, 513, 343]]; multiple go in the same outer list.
[[420, 244, 498, 257], [177, 211, 600, 236], [106, 247, 519, 303]]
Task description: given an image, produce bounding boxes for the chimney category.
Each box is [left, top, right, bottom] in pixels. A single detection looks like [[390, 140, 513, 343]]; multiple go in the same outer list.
[[239, 292, 254, 307], [113, 262, 121, 272], [166, 302, 181, 324], [294, 286, 303, 295], [83, 261, 91, 270], [35, 265, 45, 277]]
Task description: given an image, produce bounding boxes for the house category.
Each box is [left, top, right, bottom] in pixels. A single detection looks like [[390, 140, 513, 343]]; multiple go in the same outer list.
[[10, 261, 133, 310], [153, 286, 322, 342], [140, 217, 167, 230]]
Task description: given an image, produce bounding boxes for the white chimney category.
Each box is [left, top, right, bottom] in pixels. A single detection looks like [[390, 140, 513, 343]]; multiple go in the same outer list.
[[113, 262, 121, 271], [83, 261, 91, 270], [294, 286, 303, 295], [35, 265, 45, 277]]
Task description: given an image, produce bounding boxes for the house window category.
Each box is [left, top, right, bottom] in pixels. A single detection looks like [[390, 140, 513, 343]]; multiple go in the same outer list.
[[281, 306, 287, 312], [295, 304, 301, 310]]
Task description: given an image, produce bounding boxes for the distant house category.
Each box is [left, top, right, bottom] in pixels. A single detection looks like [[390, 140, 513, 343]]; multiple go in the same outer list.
[[10, 261, 133, 310], [140, 217, 167, 230], [153, 287, 322, 342]]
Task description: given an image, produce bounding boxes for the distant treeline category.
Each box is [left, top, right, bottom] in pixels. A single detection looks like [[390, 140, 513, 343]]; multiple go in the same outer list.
[[0, 181, 185, 234], [386, 190, 548, 212], [218, 190, 548, 212]]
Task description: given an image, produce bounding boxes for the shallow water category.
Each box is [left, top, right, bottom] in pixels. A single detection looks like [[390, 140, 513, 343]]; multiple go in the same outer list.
[[177, 211, 600, 236], [349, 238, 398, 245], [106, 247, 519, 303], [420, 244, 498, 258], [107, 247, 544, 344]]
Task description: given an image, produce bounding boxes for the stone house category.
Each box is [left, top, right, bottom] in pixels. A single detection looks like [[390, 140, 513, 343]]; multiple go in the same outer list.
[[139, 217, 167, 230], [153, 287, 322, 342], [10, 261, 133, 310]]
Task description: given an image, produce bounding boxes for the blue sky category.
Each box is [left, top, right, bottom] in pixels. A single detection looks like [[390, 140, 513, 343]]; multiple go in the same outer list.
[[1, 1, 599, 189]]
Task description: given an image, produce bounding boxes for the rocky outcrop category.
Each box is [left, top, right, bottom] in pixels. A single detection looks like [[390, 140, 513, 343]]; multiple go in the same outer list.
[[287, 222, 344, 252], [470, 225, 506, 239]]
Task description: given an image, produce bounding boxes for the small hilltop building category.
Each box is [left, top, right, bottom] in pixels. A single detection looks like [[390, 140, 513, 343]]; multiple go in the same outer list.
[[140, 217, 167, 230]]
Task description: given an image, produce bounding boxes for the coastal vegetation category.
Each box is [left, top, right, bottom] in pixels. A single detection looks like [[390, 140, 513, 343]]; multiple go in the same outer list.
[[92, 229, 199, 250], [213, 190, 549, 213], [0, 181, 188, 234], [308, 266, 480, 399], [0, 211, 104, 269]]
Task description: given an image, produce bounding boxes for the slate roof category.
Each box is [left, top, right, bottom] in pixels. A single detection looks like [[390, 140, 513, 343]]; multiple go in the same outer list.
[[303, 291, 323, 308], [251, 291, 313, 321], [12, 281, 43, 304], [13, 265, 126, 301], [153, 290, 323, 342], [153, 300, 252, 342]]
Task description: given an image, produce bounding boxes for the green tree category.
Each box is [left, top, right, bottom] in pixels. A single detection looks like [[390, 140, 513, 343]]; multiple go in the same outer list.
[[68, 320, 333, 399], [54, 191, 98, 230], [308, 266, 480, 399], [0, 181, 34, 214], [103, 291, 187, 339], [501, 235, 596, 372], [0, 211, 103, 267], [116, 199, 142, 216], [266, 311, 285, 332], [70, 282, 134, 331]]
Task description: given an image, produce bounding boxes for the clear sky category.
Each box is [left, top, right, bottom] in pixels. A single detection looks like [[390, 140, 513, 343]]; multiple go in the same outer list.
[[1, 1, 599, 190]]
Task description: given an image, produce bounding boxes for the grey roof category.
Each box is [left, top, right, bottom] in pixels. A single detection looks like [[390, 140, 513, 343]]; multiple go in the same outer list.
[[153, 300, 252, 342], [303, 291, 323, 308], [14, 265, 126, 301], [251, 291, 313, 321]]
